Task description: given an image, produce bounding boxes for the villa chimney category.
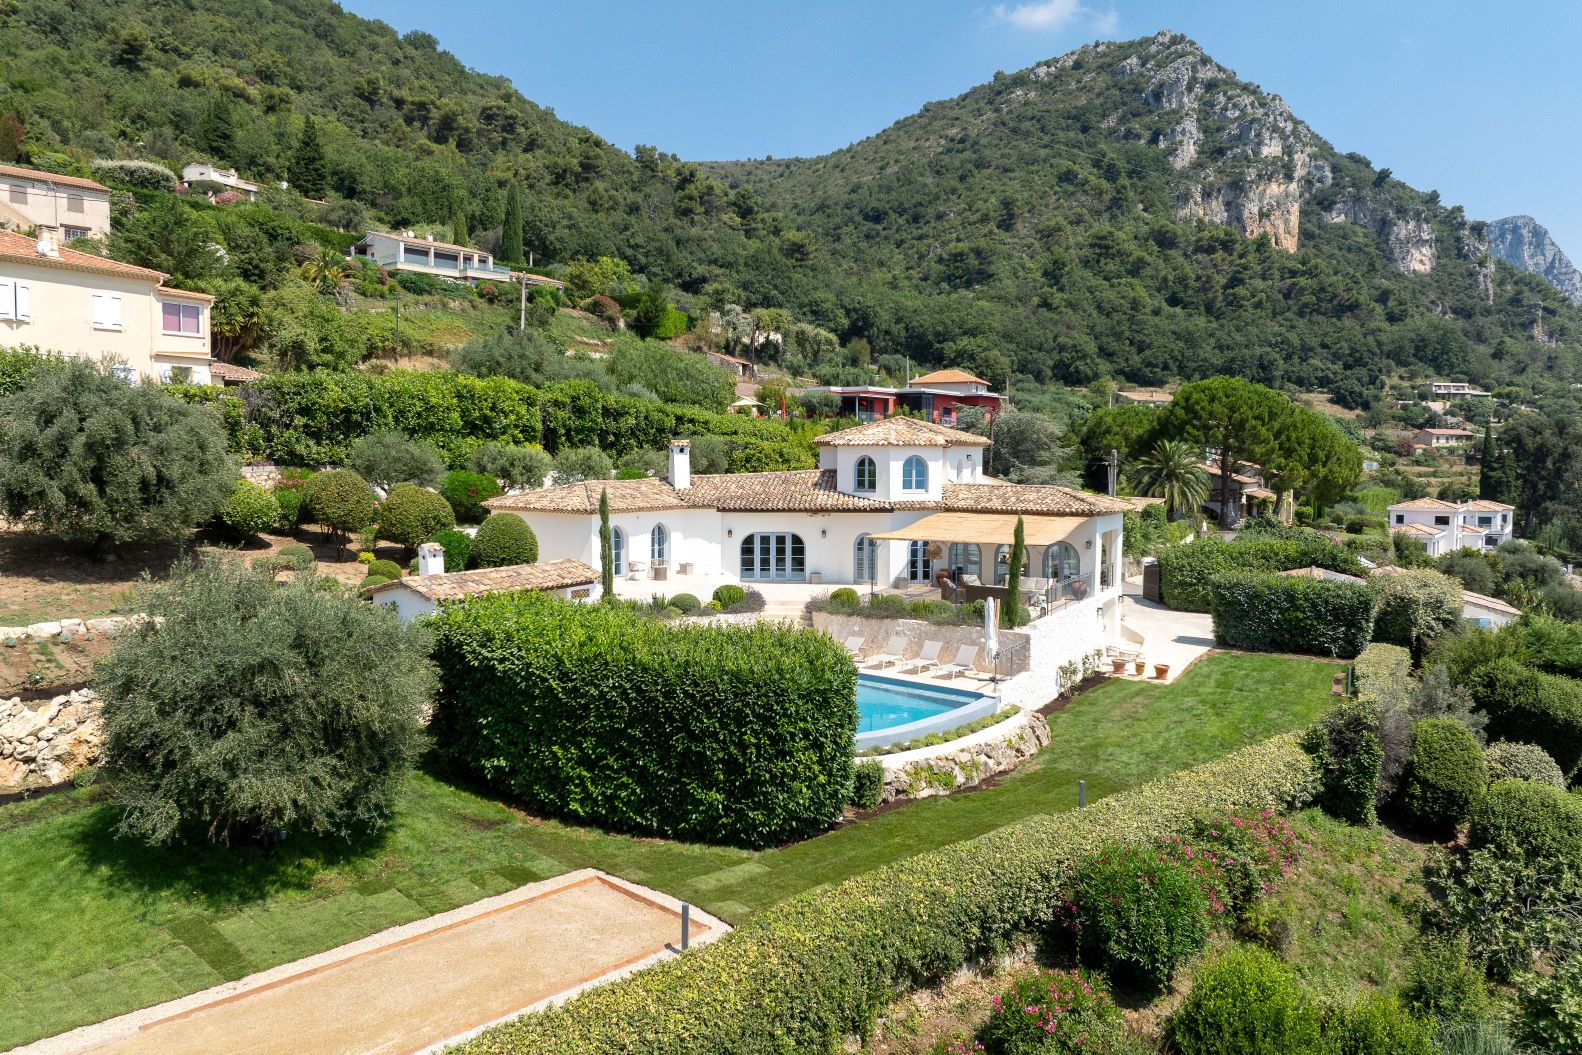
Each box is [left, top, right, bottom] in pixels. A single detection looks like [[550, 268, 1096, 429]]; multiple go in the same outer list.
[[417, 542, 445, 577], [668, 439, 691, 490]]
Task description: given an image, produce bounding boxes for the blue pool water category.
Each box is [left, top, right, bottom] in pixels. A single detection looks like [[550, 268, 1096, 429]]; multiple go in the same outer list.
[[857, 673, 989, 733]]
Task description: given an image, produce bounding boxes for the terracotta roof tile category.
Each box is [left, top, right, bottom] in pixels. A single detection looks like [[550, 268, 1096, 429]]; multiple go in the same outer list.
[[208, 362, 263, 383], [157, 285, 215, 302], [367, 559, 597, 603], [909, 368, 988, 385], [1462, 589, 1520, 616], [0, 164, 109, 193], [485, 477, 687, 515], [1277, 565, 1368, 584], [941, 483, 1132, 516], [0, 230, 165, 281], [1388, 498, 1460, 511], [1465, 500, 1514, 512], [813, 417, 991, 448], [1392, 523, 1443, 538], [685, 470, 892, 512], [1421, 428, 1475, 436]]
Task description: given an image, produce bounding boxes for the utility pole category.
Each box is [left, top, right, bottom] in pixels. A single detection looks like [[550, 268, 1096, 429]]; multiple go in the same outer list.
[[393, 289, 401, 365], [1107, 449, 1119, 498]]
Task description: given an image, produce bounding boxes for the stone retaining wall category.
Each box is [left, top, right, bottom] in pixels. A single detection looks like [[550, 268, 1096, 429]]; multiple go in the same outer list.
[[0, 615, 142, 643], [876, 710, 1051, 804], [0, 687, 101, 790]]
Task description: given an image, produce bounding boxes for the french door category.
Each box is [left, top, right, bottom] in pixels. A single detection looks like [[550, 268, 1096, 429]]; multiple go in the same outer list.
[[740, 532, 806, 581]]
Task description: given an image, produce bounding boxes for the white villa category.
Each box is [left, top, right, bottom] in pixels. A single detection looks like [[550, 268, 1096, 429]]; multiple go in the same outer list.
[[348, 231, 513, 284], [1389, 497, 1515, 556], [486, 418, 1131, 662]]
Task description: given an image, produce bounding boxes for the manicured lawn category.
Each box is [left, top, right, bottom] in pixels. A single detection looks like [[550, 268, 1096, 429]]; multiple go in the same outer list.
[[0, 652, 1337, 1048]]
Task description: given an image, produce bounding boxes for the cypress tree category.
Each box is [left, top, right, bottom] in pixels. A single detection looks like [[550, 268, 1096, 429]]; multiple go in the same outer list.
[[1003, 515, 1025, 628], [500, 181, 524, 265], [599, 486, 614, 602], [451, 202, 469, 246], [291, 117, 328, 199], [1478, 424, 1498, 500]]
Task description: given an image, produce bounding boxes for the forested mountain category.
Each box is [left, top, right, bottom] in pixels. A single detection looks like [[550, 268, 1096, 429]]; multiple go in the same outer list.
[[1487, 215, 1582, 304], [2, 5, 1579, 404]]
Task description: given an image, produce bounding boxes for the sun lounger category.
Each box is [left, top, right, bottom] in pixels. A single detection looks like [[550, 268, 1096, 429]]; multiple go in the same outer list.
[[894, 639, 943, 674], [843, 635, 865, 658], [939, 644, 980, 680], [864, 635, 909, 669]]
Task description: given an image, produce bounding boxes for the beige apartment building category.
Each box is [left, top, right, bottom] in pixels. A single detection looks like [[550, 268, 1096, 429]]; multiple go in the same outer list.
[[0, 165, 113, 242], [0, 230, 214, 383]]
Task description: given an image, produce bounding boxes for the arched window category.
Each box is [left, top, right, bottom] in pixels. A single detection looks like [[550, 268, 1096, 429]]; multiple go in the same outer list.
[[650, 523, 668, 563], [610, 527, 625, 576], [854, 533, 877, 583], [947, 542, 982, 582], [902, 455, 928, 491], [1043, 541, 1080, 582], [854, 456, 877, 492], [993, 543, 1029, 585]]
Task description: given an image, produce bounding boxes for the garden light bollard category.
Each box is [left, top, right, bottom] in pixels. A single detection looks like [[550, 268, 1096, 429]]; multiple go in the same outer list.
[[681, 902, 690, 950], [1078, 780, 1086, 808]]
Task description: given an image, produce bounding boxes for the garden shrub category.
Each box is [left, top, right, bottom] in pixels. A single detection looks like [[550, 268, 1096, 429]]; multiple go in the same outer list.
[[829, 587, 861, 607], [472, 512, 538, 567], [1301, 699, 1384, 825], [376, 483, 455, 551], [432, 528, 473, 572], [1467, 780, 1582, 862], [359, 575, 393, 590], [1402, 719, 1487, 833], [1326, 992, 1436, 1055], [277, 542, 316, 570], [1353, 643, 1413, 710], [95, 556, 433, 846], [1373, 569, 1465, 659], [440, 470, 502, 524], [1469, 660, 1582, 777], [428, 592, 857, 847], [365, 559, 404, 582], [724, 587, 765, 615], [304, 469, 374, 540], [347, 429, 447, 490], [451, 736, 1316, 1055], [1071, 846, 1210, 988], [219, 479, 280, 538], [1424, 846, 1582, 981], [712, 584, 747, 608], [1485, 741, 1567, 789], [850, 759, 885, 811], [668, 593, 701, 615], [468, 442, 553, 491], [1157, 534, 1364, 613], [272, 483, 305, 531], [1403, 936, 1488, 1018], [1517, 956, 1582, 1055], [1166, 945, 1324, 1055], [1162, 811, 1304, 916], [1209, 572, 1376, 658], [976, 968, 1130, 1055]]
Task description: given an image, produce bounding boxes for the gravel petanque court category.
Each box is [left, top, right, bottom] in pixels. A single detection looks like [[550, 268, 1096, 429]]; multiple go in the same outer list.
[[18, 871, 720, 1055]]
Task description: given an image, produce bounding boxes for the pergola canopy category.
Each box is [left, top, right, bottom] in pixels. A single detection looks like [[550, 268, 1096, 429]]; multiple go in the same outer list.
[[868, 512, 1090, 547]]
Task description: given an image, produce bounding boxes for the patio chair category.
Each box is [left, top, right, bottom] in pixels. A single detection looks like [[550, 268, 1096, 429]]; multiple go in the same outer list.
[[842, 635, 865, 659], [939, 644, 980, 680], [894, 639, 943, 674], [864, 635, 909, 669]]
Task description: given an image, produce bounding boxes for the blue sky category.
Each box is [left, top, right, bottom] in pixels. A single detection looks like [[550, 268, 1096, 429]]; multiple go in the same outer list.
[[342, 0, 1582, 253]]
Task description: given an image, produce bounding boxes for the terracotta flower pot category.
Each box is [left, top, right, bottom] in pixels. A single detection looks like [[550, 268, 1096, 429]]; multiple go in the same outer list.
[[1111, 658, 1126, 674], [1154, 663, 1170, 680], [1133, 659, 1146, 676]]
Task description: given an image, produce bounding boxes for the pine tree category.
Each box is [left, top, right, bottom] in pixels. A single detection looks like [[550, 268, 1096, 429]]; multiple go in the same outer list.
[[291, 117, 328, 199], [499, 181, 524, 265], [451, 202, 469, 246]]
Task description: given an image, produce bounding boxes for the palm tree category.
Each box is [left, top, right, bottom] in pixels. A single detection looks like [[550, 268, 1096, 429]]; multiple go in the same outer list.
[[300, 246, 349, 294], [1135, 439, 1209, 519]]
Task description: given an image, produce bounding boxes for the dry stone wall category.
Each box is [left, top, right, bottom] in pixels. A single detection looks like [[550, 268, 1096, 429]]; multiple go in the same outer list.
[[0, 688, 101, 791]]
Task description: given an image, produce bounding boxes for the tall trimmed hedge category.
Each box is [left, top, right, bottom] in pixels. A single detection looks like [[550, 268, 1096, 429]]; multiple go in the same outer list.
[[1401, 719, 1487, 833], [1209, 572, 1376, 658], [1469, 660, 1582, 778], [1353, 643, 1413, 709], [428, 592, 856, 847], [1158, 534, 1364, 613], [452, 735, 1316, 1055]]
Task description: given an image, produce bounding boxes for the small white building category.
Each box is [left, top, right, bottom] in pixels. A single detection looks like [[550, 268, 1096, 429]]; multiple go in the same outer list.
[[181, 164, 260, 200], [367, 556, 599, 624], [1388, 498, 1515, 557], [0, 164, 113, 242], [1413, 427, 1476, 451], [348, 231, 513, 284], [1462, 589, 1520, 629], [1428, 381, 1492, 399]]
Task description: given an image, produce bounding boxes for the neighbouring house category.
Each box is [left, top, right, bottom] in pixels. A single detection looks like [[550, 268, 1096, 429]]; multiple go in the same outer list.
[[181, 163, 260, 200], [0, 230, 214, 382], [368, 553, 599, 624], [728, 396, 764, 417], [1427, 381, 1493, 399], [207, 361, 264, 386], [1113, 387, 1173, 407], [706, 349, 756, 379], [1200, 461, 1277, 526], [1277, 566, 1369, 585], [806, 369, 1008, 426], [1413, 427, 1476, 451], [348, 231, 513, 284], [1388, 497, 1516, 556], [0, 164, 112, 242], [1461, 589, 1521, 629]]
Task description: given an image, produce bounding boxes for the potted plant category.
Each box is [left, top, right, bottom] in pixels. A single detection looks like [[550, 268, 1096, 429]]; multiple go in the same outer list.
[[1111, 657, 1126, 674], [1153, 663, 1170, 680], [1133, 658, 1146, 676]]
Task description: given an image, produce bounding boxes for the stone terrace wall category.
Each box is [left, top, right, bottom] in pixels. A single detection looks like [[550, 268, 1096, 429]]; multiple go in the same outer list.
[[877, 709, 1050, 804], [0, 687, 101, 790]]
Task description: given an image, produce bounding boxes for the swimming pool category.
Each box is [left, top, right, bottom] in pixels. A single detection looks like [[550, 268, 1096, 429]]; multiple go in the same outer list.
[[855, 673, 1000, 750]]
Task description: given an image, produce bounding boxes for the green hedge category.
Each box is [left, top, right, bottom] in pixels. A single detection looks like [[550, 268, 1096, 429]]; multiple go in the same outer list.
[[1209, 572, 1376, 659], [1469, 660, 1582, 778], [1467, 780, 1582, 862], [1401, 719, 1487, 833], [1157, 534, 1365, 613], [1353, 643, 1413, 710], [451, 736, 1317, 1055], [428, 592, 856, 847]]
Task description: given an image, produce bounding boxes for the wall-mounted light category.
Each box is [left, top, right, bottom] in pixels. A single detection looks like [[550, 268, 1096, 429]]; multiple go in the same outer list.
[[1085, 539, 1093, 549], [821, 529, 828, 538], [727, 529, 733, 538]]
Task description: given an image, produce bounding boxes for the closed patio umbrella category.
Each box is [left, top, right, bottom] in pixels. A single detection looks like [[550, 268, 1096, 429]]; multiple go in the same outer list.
[[982, 595, 998, 666]]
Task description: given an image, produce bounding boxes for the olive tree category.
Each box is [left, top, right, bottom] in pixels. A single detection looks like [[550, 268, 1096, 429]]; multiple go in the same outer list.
[[96, 556, 434, 847], [347, 429, 446, 490], [0, 360, 233, 549]]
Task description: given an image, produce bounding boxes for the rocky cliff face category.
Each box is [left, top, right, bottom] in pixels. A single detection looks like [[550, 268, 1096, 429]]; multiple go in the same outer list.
[[1487, 215, 1582, 303]]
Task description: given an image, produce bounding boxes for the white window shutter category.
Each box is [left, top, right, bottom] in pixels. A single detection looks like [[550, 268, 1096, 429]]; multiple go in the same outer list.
[[14, 282, 28, 321], [91, 292, 107, 327], [106, 294, 122, 328], [0, 279, 13, 320]]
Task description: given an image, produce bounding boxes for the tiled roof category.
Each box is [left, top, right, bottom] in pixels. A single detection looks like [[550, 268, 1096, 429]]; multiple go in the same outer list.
[[361, 230, 484, 256], [1120, 495, 1166, 511], [1462, 589, 1520, 617], [0, 230, 165, 281], [1388, 498, 1459, 511], [208, 362, 263, 383], [941, 483, 1133, 516], [1392, 523, 1442, 538], [813, 417, 991, 448], [1421, 428, 1475, 436], [157, 285, 215, 302], [686, 469, 893, 512], [1277, 565, 1368, 585], [485, 477, 688, 514], [1465, 500, 1514, 512], [1462, 524, 1486, 534], [0, 164, 109, 192], [909, 368, 988, 386], [1200, 462, 1262, 485], [368, 560, 597, 602]]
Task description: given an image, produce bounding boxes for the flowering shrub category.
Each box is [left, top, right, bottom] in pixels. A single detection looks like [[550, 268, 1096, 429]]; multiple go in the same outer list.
[[1071, 846, 1210, 988], [977, 968, 1124, 1055], [1161, 810, 1305, 916], [930, 1037, 986, 1055]]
